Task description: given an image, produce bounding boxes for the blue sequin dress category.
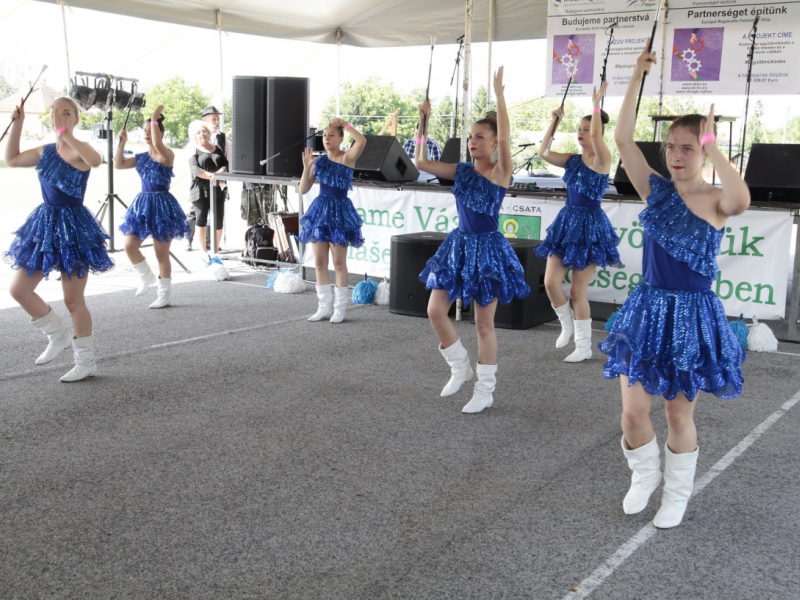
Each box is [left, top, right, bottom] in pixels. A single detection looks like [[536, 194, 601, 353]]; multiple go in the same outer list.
[[4, 144, 113, 279], [419, 162, 531, 307], [535, 154, 621, 270], [297, 154, 364, 247], [120, 152, 191, 243], [598, 174, 745, 400]]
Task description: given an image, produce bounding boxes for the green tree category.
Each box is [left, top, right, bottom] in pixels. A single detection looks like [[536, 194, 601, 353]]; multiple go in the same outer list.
[[146, 77, 210, 147], [223, 96, 232, 138]]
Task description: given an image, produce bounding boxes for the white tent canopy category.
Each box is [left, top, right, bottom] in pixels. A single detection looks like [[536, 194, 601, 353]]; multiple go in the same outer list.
[[35, 0, 546, 47]]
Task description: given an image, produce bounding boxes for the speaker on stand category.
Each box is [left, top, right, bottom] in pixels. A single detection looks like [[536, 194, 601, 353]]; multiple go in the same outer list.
[[265, 76, 310, 177], [354, 135, 419, 182], [613, 141, 671, 195], [744, 143, 800, 204], [232, 76, 267, 175]]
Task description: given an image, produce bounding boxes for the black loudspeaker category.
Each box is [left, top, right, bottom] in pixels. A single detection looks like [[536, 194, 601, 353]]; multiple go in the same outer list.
[[744, 143, 800, 204], [469, 239, 550, 330], [265, 77, 309, 177], [232, 76, 267, 175], [390, 232, 448, 317], [354, 135, 420, 182], [438, 138, 471, 185], [613, 142, 671, 195]]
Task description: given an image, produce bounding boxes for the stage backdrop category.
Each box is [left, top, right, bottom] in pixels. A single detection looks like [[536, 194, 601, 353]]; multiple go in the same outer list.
[[300, 186, 792, 319], [546, 0, 800, 97]]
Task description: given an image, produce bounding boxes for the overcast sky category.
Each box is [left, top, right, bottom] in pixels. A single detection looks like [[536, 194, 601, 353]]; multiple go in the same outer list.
[[1, 0, 796, 132]]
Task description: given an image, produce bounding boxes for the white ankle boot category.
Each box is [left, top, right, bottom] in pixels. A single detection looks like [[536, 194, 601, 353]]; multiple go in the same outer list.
[[308, 285, 333, 321], [439, 338, 474, 397], [132, 260, 157, 296], [330, 286, 348, 323], [653, 444, 698, 528], [60, 335, 97, 382], [621, 435, 662, 515], [149, 278, 172, 309], [31, 308, 71, 365], [462, 363, 496, 414], [564, 319, 593, 362], [553, 301, 574, 348]]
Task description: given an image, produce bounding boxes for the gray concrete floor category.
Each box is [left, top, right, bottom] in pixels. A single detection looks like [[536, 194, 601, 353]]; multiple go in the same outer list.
[[1, 262, 798, 599]]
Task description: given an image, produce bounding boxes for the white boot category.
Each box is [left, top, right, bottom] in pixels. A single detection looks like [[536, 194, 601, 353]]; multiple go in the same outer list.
[[653, 444, 698, 529], [31, 308, 71, 365], [330, 286, 348, 324], [149, 278, 172, 309], [564, 319, 593, 362], [462, 363, 497, 414], [60, 335, 97, 382], [553, 301, 574, 348], [439, 338, 474, 397], [132, 260, 157, 296], [308, 285, 333, 321], [621, 435, 662, 515]]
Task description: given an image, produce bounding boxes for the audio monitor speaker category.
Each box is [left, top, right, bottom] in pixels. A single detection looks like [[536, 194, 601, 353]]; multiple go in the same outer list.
[[613, 142, 671, 195], [469, 239, 550, 330], [265, 77, 309, 177], [744, 143, 800, 204], [354, 135, 419, 182], [232, 75, 267, 175], [390, 232, 448, 317], [437, 138, 471, 185]]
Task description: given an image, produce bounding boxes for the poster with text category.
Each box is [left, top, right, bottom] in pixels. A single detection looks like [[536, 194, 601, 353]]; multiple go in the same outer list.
[[546, 0, 665, 98], [665, 0, 800, 95]]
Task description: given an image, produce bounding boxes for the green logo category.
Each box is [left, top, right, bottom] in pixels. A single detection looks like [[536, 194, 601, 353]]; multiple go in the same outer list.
[[499, 215, 541, 240]]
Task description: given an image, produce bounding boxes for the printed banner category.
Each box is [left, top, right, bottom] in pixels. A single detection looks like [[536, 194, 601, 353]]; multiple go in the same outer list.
[[503, 196, 793, 319], [546, 0, 665, 98], [664, 0, 800, 95], [546, 0, 800, 97], [303, 188, 793, 319]]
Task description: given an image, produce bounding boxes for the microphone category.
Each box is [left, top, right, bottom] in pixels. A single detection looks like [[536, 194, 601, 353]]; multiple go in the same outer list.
[[753, 15, 759, 26], [518, 143, 537, 147], [609, 21, 619, 28]]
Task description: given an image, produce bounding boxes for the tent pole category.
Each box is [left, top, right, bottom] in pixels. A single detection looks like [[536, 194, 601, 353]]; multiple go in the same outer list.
[[59, 0, 71, 90], [336, 28, 342, 117], [457, 0, 473, 322], [656, 0, 670, 141], [217, 9, 224, 129], [487, 0, 494, 112], [460, 0, 473, 163]]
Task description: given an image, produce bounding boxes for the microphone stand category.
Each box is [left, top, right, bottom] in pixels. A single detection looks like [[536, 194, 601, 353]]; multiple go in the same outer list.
[[600, 22, 617, 110], [739, 16, 759, 174], [449, 35, 465, 139]]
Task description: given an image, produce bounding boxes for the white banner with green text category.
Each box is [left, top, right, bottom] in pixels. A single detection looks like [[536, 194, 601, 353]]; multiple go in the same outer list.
[[301, 188, 792, 319]]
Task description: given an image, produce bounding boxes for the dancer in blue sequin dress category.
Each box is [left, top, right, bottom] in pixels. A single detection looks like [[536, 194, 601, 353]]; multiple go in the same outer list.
[[298, 118, 367, 324], [602, 44, 750, 529], [4, 97, 112, 382], [116, 105, 190, 309], [415, 67, 530, 414], [536, 82, 620, 363]]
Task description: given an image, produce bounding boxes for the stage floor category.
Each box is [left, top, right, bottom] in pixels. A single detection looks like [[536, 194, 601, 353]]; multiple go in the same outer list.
[[1, 264, 799, 599]]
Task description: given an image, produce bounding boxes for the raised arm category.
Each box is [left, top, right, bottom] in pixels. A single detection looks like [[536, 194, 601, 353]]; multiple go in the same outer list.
[[614, 42, 658, 200], [149, 105, 174, 166], [299, 147, 316, 195], [4, 100, 43, 168], [114, 128, 137, 169], [493, 67, 512, 187], [589, 82, 612, 173], [334, 118, 366, 166], [703, 105, 750, 217], [538, 108, 571, 168], [413, 99, 457, 180]]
